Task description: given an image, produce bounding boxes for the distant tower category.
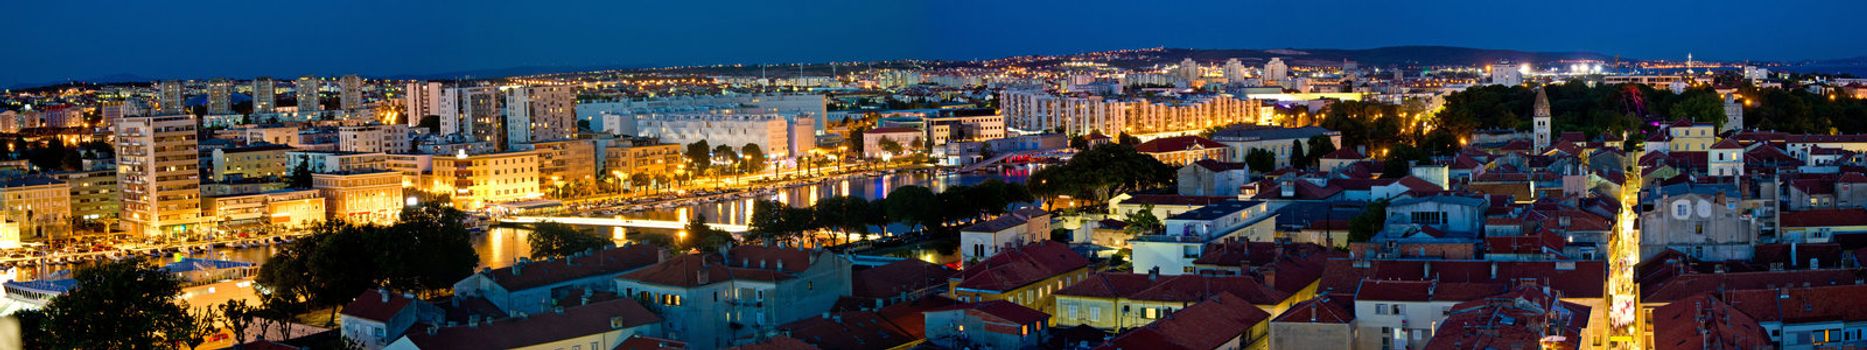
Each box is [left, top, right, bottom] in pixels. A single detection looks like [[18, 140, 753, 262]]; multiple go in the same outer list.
[[1723, 93, 1744, 133], [1533, 86, 1552, 151], [1176, 58, 1201, 86], [1342, 59, 1359, 85], [1223, 58, 1249, 85], [156, 80, 184, 115], [252, 77, 276, 113], [207, 79, 233, 115], [1263, 57, 1289, 87], [296, 76, 321, 116], [339, 74, 363, 111]]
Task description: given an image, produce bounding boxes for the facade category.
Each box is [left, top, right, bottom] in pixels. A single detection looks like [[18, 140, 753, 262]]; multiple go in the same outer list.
[[1131, 200, 1277, 275], [504, 85, 578, 145], [429, 151, 540, 209], [337, 124, 413, 154], [157, 80, 184, 115], [1135, 135, 1231, 166], [922, 301, 1050, 350], [439, 86, 504, 149], [1639, 183, 1758, 261], [253, 77, 276, 113], [0, 176, 71, 241], [313, 171, 403, 226], [452, 244, 661, 315], [958, 208, 1052, 265], [296, 76, 321, 115], [999, 90, 1260, 136], [1352, 280, 1507, 350], [1534, 87, 1552, 151], [339, 289, 444, 350], [49, 169, 118, 222], [636, 113, 814, 160], [1210, 126, 1340, 168], [612, 246, 853, 350], [1269, 298, 1355, 350], [115, 115, 204, 237], [1177, 160, 1249, 197], [402, 81, 442, 124], [210, 144, 293, 182], [288, 151, 390, 174], [603, 142, 682, 183], [514, 139, 598, 193], [948, 241, 1090, 314], [340, 74, 364, 111], [1264, 58, 1289, 86], [923, 110, 1004, 146], [207, 78, 234, 115], [861, 127, 922, 159], [1053, 272, 1290, 331]]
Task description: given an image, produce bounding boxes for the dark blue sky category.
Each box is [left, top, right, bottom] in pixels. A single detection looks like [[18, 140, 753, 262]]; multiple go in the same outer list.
[[5, 0, 1862, 86]]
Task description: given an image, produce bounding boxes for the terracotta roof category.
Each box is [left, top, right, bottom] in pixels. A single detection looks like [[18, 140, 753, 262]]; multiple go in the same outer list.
[[618, 246, 820, 288], [1190, 241, 1337, 295], [1780, 208, 1867, 228], [1057, 273, 1290, 306], [777, 311, 917, 350], [851, 259, 955, 300], [875, 296, 959, 339], [340, 289, 416, 323], [1709, 138, 1744, 150], [397, 298, 661, 350], [1320, 147, 1365, 159], [926, 300, 1051, 326], [1093, 293, 1271, 350], [954, 241, 1088, 292], [1135, 135, 1226, 153], [961, 208, 1047, 233], [1189, 159, 1247, 172], [1485, 229, 1568, 256], [728, 336, 820, 350], [1424, 286, 1589, 350], [484, 244, 662, 291], [1271, 297, 1353, 324], [1651, 294, 1770, 350], [1640, 268, 1867, 304], [1318, 259, 1605, 299], [1724, 283, 1867, 324], [616, 335, 687, 350]]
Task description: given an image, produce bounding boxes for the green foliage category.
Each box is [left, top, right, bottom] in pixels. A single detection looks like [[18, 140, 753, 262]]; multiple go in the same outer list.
[[1122, 205, 1163, 237], [1245, 148, 1277, 173], [879, 138, 904, 157], [217, 299, 258, 345], [1029, 144, 1174, 203], [1304, 135, 1337, 168], [1672, 92, 1727, 128], [713, 144, 739, 171], [749, 200, 817, 245], [680, 213, 736, 251], [290, 161, 313, 189], [1050, 228, 1073, 242], [740, 144, 766, 174], [32, 259, 209, 349], [1289, 139, 1306, 170], [1348, 200, 1390, 243], [529, 222, 614, 259], [883, 186, 940, 233], [256, 203, 478, 325], [685, 141, 711, 175]]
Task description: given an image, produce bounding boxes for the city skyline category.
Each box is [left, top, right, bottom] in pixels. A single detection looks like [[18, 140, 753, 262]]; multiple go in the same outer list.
[[6, 0, 1867, 87]]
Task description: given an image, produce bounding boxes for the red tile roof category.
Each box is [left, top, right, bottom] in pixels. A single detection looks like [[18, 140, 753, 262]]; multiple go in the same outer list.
[[728, 336, 820, 350], [1423, 286, 1589, 350], [1271, 297, 1353, 324], [1190, 241, 1339, 295], [954, 241, 1088, 292], [340, 289, 416, 323], [1724, 283, 1867, 324], [851, 259, 955, 300], [777, 311, 917, 350], [1190, 159, 1247, 172], [1651, 294, 1770, 350], [1318, 259, 1605, 299], [1135, 135, 1226, 153], [397, 298, 661, 350], [1780, 208, 1867, 228], [1093, 293, 1271, 350], [484, 244, 662, 291], [1320, 147, 1365, 160], [617, 335, 687, 350], [618, 246, 820, 288], [1640, 268, 1867, 304], [927, 300, 1052, 326], [1354, 280, 1507, 302], [1057, 273, 1290, 306]]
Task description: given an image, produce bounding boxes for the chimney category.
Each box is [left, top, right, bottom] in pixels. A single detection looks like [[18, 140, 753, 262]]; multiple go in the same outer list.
[[513, 260, 524, 276], [697, 270, 710, 285], [1489, 262, 1498, 279], [1791, 242, 1799, 266], [379, 288, 390, 303], [1148, 267, 1160, 282], [777, 259, 785, 271], [1261, 266, 1277, 291], [468, 315, 480, 328]]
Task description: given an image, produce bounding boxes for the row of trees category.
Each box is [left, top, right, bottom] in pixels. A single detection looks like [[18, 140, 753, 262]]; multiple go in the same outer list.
[[1029, 144, 1174, 205], [255, 203, 479, 325], [684, 140, 768, 176], [18, 259, 364, 349], [746, 180, 1035, 247]]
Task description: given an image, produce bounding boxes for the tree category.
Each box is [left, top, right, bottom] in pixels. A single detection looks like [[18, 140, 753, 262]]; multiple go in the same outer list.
[[879, 138, 904, 157], [1671, 92, 1727, 128], [1122, 205, 1163, 237], [713, 145, 739, 172], [1245, 148, 1277, 173], [1348, 199, 1390, 243], [750, 200, 815, 245], [218, 299, 259, 345], [680, 213, 734, 251], [33, 259, 198, 349], [256, 203, 478, 325], [741, 144, 766, 174], [529, 221, 613, 259], [378, 203, 479, 295], [685, 141, 711, 175], [290, 161, 313, 188], [1028, 144, 1175, 205], [883, 186, 939, 234], [1289, 139, 1306, 170], [1305, 135, 1336, 168], [845, 125, 870, 156], [170, 307, 220, 350]]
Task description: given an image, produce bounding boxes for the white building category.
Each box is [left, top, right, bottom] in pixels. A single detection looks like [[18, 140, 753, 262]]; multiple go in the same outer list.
[[503, 85, 577, 145], [636, 113, 814, 159], [402, 82, 442, 125], [340, 74, 364, 111], [959, 208, 1051, 265], [1130, 200, 1277, 275], [1263, 58, 1289, 87], [253, 77, 277, 113], [116, 115, 204, 237]]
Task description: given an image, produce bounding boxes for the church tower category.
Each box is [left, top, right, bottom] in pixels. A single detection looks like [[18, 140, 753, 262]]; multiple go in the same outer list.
[[1534, 86, 1552, 151], [1723, 93, 1743, 133]]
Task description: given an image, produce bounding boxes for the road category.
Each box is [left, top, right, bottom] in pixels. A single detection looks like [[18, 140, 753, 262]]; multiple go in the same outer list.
[[1606, 153, 1644, 349]]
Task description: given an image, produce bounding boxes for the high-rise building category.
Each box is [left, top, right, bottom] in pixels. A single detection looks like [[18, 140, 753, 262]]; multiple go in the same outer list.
[[1263, 58, 1288, 87], [402, 82, 443, 126], [438, 86, 504, 150], [339, 74, 363, 111], [115, 114, 203, 237], [1533, 87, 1552, 151], [1489, 62, 1524, 86], [504, 85, 577, 145], [252, 77, 277, 113], [1342, 60, 1359, 85], [1175, 58, 1201, 85], [157, 80, 185, 115], [1222, 58, 1249, 85], [296, 76, 321, 116], [207, 79, 234, 115]]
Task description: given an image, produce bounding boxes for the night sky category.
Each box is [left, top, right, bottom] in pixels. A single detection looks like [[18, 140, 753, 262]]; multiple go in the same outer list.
[[4, 0, 1863, 86]]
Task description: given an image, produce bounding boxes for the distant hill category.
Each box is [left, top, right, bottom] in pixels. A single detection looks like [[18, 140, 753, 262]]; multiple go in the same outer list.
[[1122, 46, 1626, 68]]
